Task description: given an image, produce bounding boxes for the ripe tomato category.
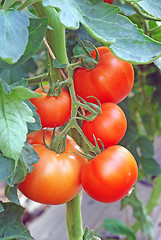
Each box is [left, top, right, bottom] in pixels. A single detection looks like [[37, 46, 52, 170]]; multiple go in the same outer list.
[[30, 85, 71, 128], [18, 129, 86, 205], [81, 145, 138, 203], [27, 128, 54, 145], [82, 102, 127, 148], [103, 0, 114, 4], [74, 46, 134, 104]]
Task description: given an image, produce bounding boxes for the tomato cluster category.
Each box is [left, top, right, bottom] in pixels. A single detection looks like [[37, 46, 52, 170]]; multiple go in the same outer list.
[[74, 46, 138, 203], [19, 46, 138, 205]]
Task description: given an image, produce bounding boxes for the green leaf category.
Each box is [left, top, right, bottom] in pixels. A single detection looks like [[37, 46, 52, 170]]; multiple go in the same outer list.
[[115, 1, 135, 16], [140, 157, 161, 176], [26, 100, 41, 132], [0, 154, 15, 182], [0, 201, 34, 240], [0, 9, 29, 64], [118, 99, 131, 123], [137, 137, 154, 158], [103, 218, 136, 240], [6, 158, 26, 187], [2, 0, 16, 10], [0, 17, 48, 68], [43, 0, 161, 63], [137, 0, 161, 19], [21, 141, 39, 175], [0, 59, 37, 89], [5, 184, 20, 205], [6, 140, 39, 186], [15, 17, 48, 66], [120, 121, 139, 147], [121, 189, 153, 238], [0, 81, 40, 161]]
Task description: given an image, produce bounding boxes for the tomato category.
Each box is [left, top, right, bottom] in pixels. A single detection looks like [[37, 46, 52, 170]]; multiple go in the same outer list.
[[30, 85, 71, 128], [18, 129, 87, 205], [103, 0, 114, 4], [82, 102, 127, 148], [74, 46, 134, 104], [81, 145, 138, 203], [27, 128, 54, 145]]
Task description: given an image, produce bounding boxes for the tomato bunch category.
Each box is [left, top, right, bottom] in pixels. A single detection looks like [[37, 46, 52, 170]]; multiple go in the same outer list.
[[74, 46, 138, 203], [19, 45, 137, 205], [74, 46, 134, 148]]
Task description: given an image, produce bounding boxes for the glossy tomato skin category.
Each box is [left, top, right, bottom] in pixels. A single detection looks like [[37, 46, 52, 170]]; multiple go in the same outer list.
[[18, 130, 86, 205], [82, 102, 127, 148], [103, 0, 114, 4], [27, 128, 54, 145], [30, 86, 71, 128], [81, 145, 138, 203], [74, 47, 134, 104]]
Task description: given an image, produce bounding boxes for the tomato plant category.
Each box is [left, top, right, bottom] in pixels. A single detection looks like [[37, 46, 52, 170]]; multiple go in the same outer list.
[[81, 145, 138, 203], [103, 0, 114, 4], [30, 85, 71, 128], [1, 0, 161, 239], [18, 129, 87, 205], [82, 102, 127, 148], [74, 47, 134, 104]]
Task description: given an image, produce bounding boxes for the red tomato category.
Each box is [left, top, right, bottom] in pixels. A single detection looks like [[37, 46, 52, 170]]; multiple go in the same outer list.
[[18, 129, 86, 205], [81, 145, 138, 203], [30, 85, 71, 128], [27, 128, 54, 145], [103, 0, 114, 4], [74, 46, 134, 104], [82, 102, 127, 148]]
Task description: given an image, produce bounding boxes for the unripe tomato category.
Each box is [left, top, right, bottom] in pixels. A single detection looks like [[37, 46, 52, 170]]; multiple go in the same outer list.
[[30, 86, 71, 128], [82, 102, 127, 148], [103, 0, 114, 4], [18, 129, 87, 205], [74, 46, 134, 104], [81, 145, 138, 203]]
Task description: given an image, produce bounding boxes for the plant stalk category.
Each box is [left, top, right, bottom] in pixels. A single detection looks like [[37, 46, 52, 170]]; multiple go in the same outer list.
[[33, 1, 69, 64], [66, 194, 84, 240]]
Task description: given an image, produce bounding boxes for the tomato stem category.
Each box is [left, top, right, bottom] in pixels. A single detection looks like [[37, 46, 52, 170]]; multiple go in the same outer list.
[[53, 62, 101, 155], [66, 193, 83, 240], [33, 2, 68, 84], [33, 2, 69, 64]]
